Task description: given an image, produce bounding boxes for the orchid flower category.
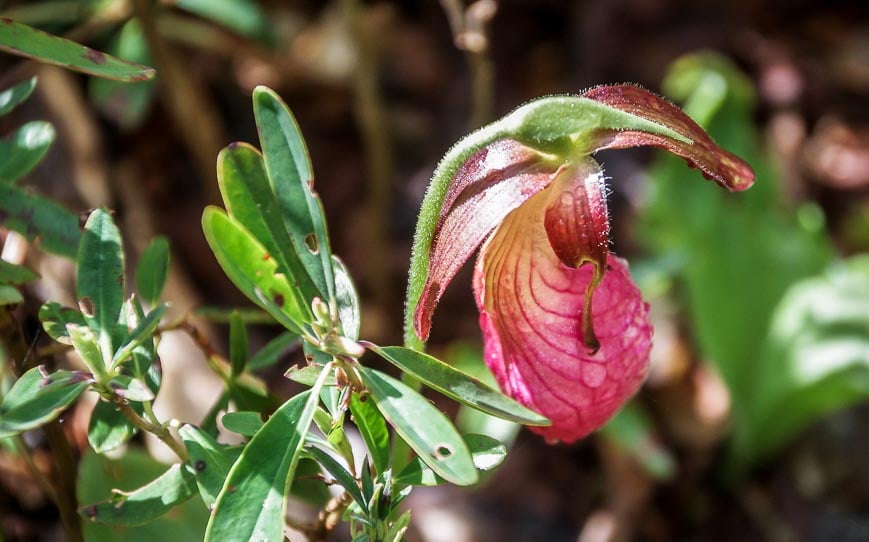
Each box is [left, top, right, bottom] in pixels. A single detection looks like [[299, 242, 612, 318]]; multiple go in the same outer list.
[[405, 85, 754, 444]]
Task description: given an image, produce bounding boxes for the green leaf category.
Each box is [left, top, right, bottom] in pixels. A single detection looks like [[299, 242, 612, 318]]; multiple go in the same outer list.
[[349, 393, 389, 476], [0, 183, 81, 258], [247, 331, 299, 371], [135, 236, 170, 305], [394, 433, 506, 487], [0, 76, 36, 116], [368, 344, 549, 426], [179, 425, 241, 508], [284, 363, 337, 387], [77, 208, 125, 354], [88, 20, 155, 129], [205, 365, 330, 542], [79, 463, 198, 526], [304, 445, 367, 513], [0, 18, 155, 82], [358, 366, 478, 486], [39, 301, 85, 344], [194, 306, 276, 325], [217, 142, 321, 306], [333, 255, 360, 340], [0, 259, 37, 284], [253, 86, 335, 301], [175, 0, 273, 42], [229, 310, 248, 377], [78, 449, 208, 540], [0, 366, 91, 437], [734, 256, 869, 467], [290, 458, 331, 506], [112, 304, 166, 368], [0, 120, 54, 183], [88, 399, 137, 453], [108, 375, 155, 402], [0, 284, 23, 305], [201, 206, 311, 334], [67, 323, 107, 378], [219, 411, 262, 437]]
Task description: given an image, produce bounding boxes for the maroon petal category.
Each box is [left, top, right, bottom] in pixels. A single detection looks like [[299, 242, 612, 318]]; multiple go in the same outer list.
[[543, 158, 610, 351], [414, 139, 559, 341], [583, 84, 755, 191], [474, 186, 652, 444]]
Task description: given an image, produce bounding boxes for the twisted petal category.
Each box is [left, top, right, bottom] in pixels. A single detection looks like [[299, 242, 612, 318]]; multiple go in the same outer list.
[[473, 182, 652, 443], [583, 84, 755, 191], [414, 139, 559, 340]]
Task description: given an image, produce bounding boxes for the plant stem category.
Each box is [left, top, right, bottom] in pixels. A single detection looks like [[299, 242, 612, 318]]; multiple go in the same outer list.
[[109, 394, 189, 462]]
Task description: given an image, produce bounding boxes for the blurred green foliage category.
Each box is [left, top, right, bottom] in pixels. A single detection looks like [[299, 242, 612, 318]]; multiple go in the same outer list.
[[639, 52, 868, 472]]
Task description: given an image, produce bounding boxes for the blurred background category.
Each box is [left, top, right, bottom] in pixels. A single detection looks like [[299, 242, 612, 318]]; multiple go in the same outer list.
[[0, 0, 867, 540]]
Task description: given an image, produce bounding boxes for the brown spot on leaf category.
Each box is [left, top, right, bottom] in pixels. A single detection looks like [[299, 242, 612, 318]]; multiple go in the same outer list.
[[84, 47, 106, 65], [84, 505, 99, 520], [79, 297, 95, 317], [195, 460, 206, 472], [273, 293, 285, 307]]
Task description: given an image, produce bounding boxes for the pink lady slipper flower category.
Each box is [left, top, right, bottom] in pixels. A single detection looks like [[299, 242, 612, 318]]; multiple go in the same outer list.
[[404, 85, 754, 444]]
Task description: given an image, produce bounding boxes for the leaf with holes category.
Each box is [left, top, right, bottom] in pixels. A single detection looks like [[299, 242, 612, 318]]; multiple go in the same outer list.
[[253, 86, 335, 301], [79, 463, 197, 526], [394, 433, 506, 487], [0, 366, 91, 438], [358, 366, 477, 486], [217, 142, 322, 306], [205, 366, 330, 542], [368, 345, 549, 426], [0, 120, 54, 183], [135, 236, 170, 305], [0, 18, 155, 81], [179, 425, 241, 508], [77, 209, 125, 349], [202, 206, 311, 334]]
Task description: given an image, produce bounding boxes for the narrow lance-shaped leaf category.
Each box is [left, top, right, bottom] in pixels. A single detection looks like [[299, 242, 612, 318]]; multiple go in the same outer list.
[[0, 120, 55, 183], [0, 18, 155, 82], [77, 208, 125, 358], [79, 463, 198, 526], [201, 206, 311, 334], [135, 236, 170, 305], [253, 86, 336, 301], [217, 142, 322, 305], [358, 366, 478, 486], [367, 344, 549, 426], [247, 331, 299, 371], [0, 76, 36, 116], [205, 364, 331, 542], [0, 183, 80, 258], [394, 433, 507, 487], [0, 366, 92, 438], [304, 445, 367, 513], [111, 304, 166, 368], [349, 393, 389, 476], [179, 424, 241, 509], [333, 255, 361, 340]]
